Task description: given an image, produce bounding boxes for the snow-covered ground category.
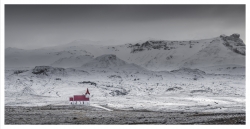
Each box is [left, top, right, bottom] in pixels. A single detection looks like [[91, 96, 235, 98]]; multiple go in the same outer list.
[[5, 34, 245, 113], [5, 65, 245, 113]]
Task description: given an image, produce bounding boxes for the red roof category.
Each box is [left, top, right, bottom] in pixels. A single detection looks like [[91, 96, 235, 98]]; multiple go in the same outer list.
[[73, 95, 89, 101], [85, 88, 90, 95]]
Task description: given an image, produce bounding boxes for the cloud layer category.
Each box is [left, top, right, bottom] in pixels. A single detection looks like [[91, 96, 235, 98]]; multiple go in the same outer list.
[[5, 5, 245, 49]]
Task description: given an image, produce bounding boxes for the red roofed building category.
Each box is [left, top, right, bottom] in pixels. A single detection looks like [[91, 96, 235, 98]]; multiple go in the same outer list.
[[69, 88, 90, 105]]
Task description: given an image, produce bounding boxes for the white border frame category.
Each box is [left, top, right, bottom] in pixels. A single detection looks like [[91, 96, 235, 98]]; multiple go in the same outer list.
[[1, 0, 248, 129]]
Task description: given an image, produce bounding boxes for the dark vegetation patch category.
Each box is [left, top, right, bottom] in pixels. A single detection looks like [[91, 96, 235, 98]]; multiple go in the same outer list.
[[78, 81, 97, 86], [32, 66, 66, 76], [14, 70, 29, 75], [190, 90, 211, 93], [108, 75, 122, 78], [109, 90, 128, 96], [166, 87, 183, 91]]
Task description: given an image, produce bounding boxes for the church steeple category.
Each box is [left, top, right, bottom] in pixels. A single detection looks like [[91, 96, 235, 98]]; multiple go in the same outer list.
[[85, 88, 90, 98]]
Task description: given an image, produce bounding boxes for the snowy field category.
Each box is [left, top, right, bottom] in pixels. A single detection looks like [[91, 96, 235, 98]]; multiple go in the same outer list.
[[5, 65, 245, 113]]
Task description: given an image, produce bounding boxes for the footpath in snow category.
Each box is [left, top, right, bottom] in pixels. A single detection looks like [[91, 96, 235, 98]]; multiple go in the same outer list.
[[91, 104, 113, 111]]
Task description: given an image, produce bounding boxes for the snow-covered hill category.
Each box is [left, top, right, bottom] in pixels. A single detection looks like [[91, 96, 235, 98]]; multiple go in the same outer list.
[[51, 55, 94, 68], [82, 54, 127, 68], [82, 54, 146, 72]]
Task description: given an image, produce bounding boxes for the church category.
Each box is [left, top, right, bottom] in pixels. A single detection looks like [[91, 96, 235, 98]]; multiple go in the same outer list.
[[69, 88, 90, 105]]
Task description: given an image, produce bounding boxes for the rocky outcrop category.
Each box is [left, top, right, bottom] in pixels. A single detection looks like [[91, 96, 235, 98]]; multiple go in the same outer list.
[[220, 33, 245, 55], [129, 40, 171, 53], [32, 66, 66, 76]]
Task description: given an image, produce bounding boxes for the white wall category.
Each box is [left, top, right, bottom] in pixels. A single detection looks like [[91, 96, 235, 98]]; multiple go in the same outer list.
[[69, 101, 90, 105]]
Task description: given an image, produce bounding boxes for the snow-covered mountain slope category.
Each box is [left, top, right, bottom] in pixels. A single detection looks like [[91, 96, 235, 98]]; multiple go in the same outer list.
[[5, 33, 245, 74], [120, 34, 245, 72], [82, 54, 146, 71], [112, 34, 244, 72], [181, 37, 245, 70], [82, 54, 127, 68], [51, 55, 94, 68]]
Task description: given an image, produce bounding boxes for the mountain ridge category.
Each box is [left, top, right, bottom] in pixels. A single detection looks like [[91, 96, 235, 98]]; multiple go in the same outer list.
[[5, 33, 245, 73]]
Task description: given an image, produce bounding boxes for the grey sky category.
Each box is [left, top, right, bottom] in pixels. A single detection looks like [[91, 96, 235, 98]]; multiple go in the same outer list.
[[5, 5, 245, 49]]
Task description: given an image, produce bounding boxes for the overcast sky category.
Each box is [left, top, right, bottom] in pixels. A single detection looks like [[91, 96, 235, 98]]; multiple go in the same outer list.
[[5, 5, 245, 49]]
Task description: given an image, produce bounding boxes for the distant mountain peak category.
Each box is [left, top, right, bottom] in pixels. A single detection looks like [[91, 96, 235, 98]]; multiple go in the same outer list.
[[82, 54, 127, 68]]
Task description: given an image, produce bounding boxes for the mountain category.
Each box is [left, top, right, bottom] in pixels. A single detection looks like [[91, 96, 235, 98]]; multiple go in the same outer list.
[[81, 54, 145, 71], [5, 33, 245, 73], [180, 35, 245, 71], [5, 45, 94, 68], [120, 34, 245, 72]]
